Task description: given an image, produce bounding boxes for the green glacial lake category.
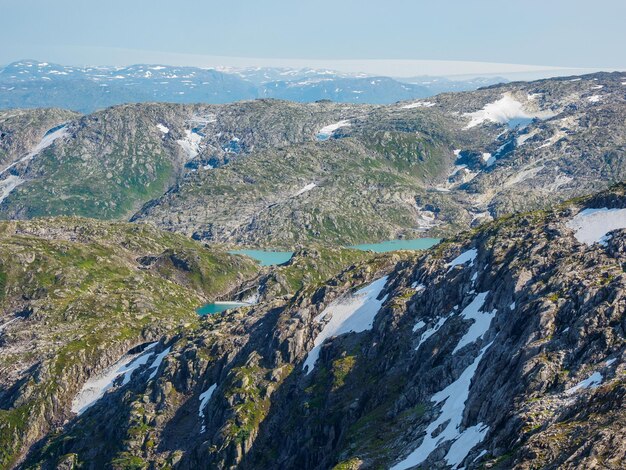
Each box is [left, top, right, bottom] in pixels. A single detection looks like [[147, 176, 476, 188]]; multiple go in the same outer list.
[[200, 239, 441, 315], [197, 301, 250, 316], [228, 249, 294, 266]]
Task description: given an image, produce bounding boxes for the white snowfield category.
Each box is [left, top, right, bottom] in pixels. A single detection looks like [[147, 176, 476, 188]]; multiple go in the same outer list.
[[401, 101, 436, 109], [303, 276, 389, 374], [71, 343, 157, 415], [198, 383, 218, 432], [447, 248, 478, 271], [293, 182, 317, 196], [316, 120, 351, 140], [147, 346, 171, 380], [412, 320, 426, 333], [392, 341, 495, 469], [565, 371, 603, 395], [566, 208, 626, 246], [516, 128, 540, 146], [415, 317, 447, 351], [537, 129, 567, 149], [587, 95, 602, 103], [176, 129, 202, 159], [0, 125, 69, 204], [452, 292, 495, 354], [482, 152, 495, 167], [0, 125, 68, 178], [464, 94, 554, 129], [156, 123, 170, 134], [0, 175, 25, 205]]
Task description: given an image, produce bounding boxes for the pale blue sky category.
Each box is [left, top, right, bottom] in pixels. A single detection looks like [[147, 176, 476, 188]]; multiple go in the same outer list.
[[2, 0, 625, 75]]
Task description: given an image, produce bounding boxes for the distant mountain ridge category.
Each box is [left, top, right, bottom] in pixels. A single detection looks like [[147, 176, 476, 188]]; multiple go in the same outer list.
[[0, 60, 508, 112], [1, 71, 625, 249]]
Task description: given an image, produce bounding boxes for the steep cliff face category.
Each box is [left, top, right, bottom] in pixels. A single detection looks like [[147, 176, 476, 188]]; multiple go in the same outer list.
[[26, 186, 626, 469]]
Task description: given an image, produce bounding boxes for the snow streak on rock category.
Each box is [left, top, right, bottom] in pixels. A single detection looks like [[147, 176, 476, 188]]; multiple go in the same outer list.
[[392, 341, 495, 470], [71, 343, 157, 415], [303, 276, 388, 373], [447, 249, 478, 271], [199, 383, 217, 433]]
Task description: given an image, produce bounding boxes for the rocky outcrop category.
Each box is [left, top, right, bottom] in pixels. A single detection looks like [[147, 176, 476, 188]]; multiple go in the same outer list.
[[0, 217, 259, 468], [25, 186, 626, 469]]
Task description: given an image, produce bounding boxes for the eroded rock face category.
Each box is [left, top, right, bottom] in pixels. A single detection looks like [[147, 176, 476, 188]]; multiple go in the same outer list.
[[25, 186, 626, 469]]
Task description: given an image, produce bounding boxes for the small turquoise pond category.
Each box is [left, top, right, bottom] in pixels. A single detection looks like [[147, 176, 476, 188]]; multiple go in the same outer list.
[[197, 302, 250, 316], [228, 249, 294, 266], [351, 238, 440, 252], [201, 239, 440, 315]]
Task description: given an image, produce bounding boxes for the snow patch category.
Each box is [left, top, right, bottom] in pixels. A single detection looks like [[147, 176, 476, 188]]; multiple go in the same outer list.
[[566, 208, 626, 246], [464, 94, 554, 129], [482, 152, 496, 166], [447, 249, 478, 271], [0, 175, 25, 205], [316, 120, 351, 140], [415, 317, 447, 350], [401, 101, 436, 109], [176, 130, 202, 159], [391, 341, 494, 469], [0, 125, 68, 177], [412, 320, 426, 333], [413, 283, 425, 292], [71, 343, 157, 415], [198, 383, 217, 433], [156, 123, 169, 134], [294, 183, 317, 196], [587, 95, 602, 103], [303, 277, 388, 374], [537, 130, 567, 149], [148, 347, 171, 380], [565, 372, 603, 395], [516, 128, 540, 146], [0, 317, 20, 332], [452, 292, 495, 354]]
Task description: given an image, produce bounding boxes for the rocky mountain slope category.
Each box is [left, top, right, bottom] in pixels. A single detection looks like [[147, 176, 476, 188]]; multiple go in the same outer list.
[[0, 217, 379, 468], [0, 61, 505, 113], [0, 72, 624, 248], [20, 184, 626, 469], [0, 218, 260, 468], [133, 72, 626, 247], [0, 100, 364, 220]]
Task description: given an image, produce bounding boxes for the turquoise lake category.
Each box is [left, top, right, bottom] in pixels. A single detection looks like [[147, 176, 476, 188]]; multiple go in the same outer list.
[[228, 249, 294, 266], [200, 239, 441, 315], [197, 302, 250, 316], [229, 238, 441, 267]]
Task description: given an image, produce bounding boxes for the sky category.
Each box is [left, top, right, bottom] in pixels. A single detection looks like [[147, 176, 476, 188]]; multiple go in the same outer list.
[[1, 0, 625, 77]]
